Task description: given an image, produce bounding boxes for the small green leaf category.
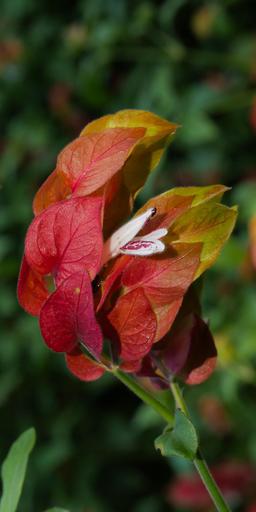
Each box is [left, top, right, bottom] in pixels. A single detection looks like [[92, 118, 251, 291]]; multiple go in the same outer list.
[[0, 427, 36, 512], [155, 409, 198, 460], [43, 508, 69, 512]]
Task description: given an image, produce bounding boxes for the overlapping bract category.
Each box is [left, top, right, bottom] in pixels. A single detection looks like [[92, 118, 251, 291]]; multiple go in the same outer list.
[[26, 196, 103, 283], [17, 109, 237, 386]]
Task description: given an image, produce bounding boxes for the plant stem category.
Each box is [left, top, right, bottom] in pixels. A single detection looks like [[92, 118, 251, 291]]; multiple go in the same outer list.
[[170, 381, 231, 512], [113, 370, 231, 512], [113, 369, 173, 424]]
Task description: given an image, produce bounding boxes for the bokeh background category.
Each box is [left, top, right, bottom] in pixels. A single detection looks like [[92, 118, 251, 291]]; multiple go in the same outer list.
[[1, 0, 256, 510]]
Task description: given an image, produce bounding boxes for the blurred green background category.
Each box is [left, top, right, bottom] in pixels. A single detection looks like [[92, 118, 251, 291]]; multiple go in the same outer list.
[[1, 0, 256, 510]]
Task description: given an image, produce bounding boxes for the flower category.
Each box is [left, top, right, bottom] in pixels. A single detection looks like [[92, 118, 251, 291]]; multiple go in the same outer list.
[[17, 110, 237, 383]]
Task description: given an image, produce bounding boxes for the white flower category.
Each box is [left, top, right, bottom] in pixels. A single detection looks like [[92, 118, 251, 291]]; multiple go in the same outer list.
[[102, 208, 167, 264]]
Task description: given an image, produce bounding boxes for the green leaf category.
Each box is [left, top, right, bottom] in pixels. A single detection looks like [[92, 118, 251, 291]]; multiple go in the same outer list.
[[0, 428, 36, 512], [168, 201, 238, 277], [154, 409, 198, 460], [43, 508, 69, 512]]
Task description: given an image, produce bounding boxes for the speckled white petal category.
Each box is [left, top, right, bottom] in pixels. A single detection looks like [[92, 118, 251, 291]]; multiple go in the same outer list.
[[138, 228, 168, 242], [102, 207, 156, 264], [120, 238, 165, 256]]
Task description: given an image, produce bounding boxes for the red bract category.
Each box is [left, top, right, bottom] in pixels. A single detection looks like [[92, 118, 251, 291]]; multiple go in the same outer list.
[[40, 271, 103, 355], [108, 288, 157, 361], [25, 196, 103, 284], [121, 242, 201, 342], [66, 348, 105, 381], [17, 110, 237, 383], [158, 313, 217, 385]]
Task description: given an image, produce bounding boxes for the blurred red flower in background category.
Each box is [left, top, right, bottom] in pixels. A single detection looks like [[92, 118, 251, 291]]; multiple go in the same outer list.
[[167, 461, 256, 510]]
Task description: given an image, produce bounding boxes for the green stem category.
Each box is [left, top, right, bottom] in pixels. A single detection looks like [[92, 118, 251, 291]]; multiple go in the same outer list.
[[170, 382, 231, 512], [113, 369, 173, 424], [113, 370, 231, 512]]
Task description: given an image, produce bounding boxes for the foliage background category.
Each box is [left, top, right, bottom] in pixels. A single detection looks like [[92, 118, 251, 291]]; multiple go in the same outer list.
[[1, 0, 256, 510]]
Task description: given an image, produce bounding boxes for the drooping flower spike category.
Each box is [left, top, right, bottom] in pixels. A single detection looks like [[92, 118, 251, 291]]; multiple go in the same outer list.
[[18, 110, 237, 385]]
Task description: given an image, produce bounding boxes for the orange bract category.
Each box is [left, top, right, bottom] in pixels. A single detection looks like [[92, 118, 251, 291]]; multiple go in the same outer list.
[[33, 169, 71, 215], [17, 256, 49, 316]]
